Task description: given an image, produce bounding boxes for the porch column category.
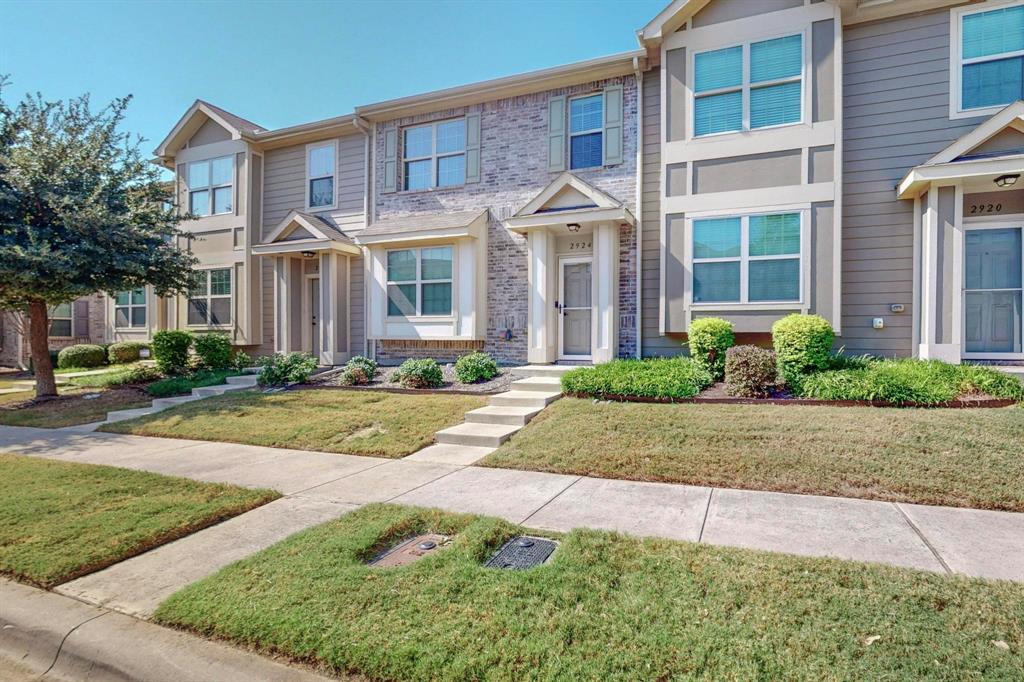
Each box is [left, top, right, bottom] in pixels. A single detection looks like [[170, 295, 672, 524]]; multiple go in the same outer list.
[[918, 185, 962, 363], [318, 251, 349, 366], [591, 222, 619, 364], [527, 229, 557, 364]]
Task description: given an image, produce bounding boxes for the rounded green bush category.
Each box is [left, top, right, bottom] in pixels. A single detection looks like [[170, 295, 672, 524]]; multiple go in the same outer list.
[[57, 344, 107, 369], [346, 355, 379, 378], [193, 333, 233, 370], [687, 317, 734, 380], [724, 345, 778, 398], [152, 330, 193, 375], [258, 352, 318, 387], [454, 352, 498, 384], [107, 341, 149, 365], [393, 358, 444, 389], [771, 314, 835, 385]]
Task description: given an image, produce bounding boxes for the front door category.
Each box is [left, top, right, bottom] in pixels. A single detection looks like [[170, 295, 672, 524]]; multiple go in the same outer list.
[[310, 278, 321, 358], [964, 227, 1022, 355], [559, 259, 592, 360]]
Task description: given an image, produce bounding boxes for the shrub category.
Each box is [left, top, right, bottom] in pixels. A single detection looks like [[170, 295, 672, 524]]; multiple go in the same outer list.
[[454, 352, 499, 384], [337, 356, 379, 386], [561, 357, 714, 400], [70, 364, 161, 388], [257, 352, 318, 387], [107, 341, 149, 365], [392, 358, 444, 389], [687, 317, 734, 380], [231, 350, 253, 372], [772, 314, 835, 386], [146, 369, 238, 398], [956, 364, 1024, 401], [724, 345, 778, 398], [57, 344, 106, 369], [825, 349, 874, 372], [152, 330, 193, 375], [347, 355, 378, 378], [193, 333, 233, 370]]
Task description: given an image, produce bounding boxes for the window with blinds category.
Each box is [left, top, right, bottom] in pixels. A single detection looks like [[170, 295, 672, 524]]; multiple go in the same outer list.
[[959, 2, 1024, 112], [693, 34, 803, 137], [692, 213, 801, 304]]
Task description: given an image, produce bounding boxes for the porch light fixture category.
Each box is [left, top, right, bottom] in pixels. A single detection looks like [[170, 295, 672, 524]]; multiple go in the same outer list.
[[994, 174, 1020, 188], [301, 250, 316, 258], [566, 222, 581, 233]]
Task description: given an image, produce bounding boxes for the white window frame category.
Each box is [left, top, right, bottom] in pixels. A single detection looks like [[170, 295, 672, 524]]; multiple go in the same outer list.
[[568, 93, 604, 170], [687, 208, 809, 309], [114, 288, 147, 329], [305, 140, 337, 211], [48, 302, 73, 338], [187, 267, 233, 327], [689, 29, 808, 139], [385, 246, 454, 318], [188, 156, 234, 217], [401, 119, 466, 191], [950, 0, 1024, 119]]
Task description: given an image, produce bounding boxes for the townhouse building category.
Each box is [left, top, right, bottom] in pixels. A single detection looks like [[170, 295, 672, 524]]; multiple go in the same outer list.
[[8, 0, 1022, 370]]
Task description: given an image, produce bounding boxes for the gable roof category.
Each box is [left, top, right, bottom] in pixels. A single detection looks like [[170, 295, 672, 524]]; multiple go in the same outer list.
[[252, 210, 361, 256], [154, 100, 266, 159], [515, 172, 624, 217], [356, 209, 489, 245], [922, 101, 1024, 166]]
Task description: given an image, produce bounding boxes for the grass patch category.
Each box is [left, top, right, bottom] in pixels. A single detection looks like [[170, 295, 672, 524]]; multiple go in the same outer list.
[[0, 387, 152, 428], [155, 504, 1024, 681], [561, 357, 714, 399], [101, 389, 487, 457], [483, 398, 1024, 512], [68, 364, 159, 389], [0, 454, 277, 587], [145, 369, 240, 397]]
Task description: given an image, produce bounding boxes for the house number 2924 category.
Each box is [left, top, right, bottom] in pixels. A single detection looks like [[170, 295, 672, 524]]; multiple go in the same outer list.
[[569, 241, 592, 250], [969, 203, 1002, 214]]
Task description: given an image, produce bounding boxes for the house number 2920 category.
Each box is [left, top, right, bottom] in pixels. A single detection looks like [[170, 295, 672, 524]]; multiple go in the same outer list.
[[969, 203, 1002, 214]]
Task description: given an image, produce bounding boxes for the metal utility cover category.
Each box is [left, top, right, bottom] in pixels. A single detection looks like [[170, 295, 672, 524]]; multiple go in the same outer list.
[[370, 534, 449, 568], [484, 536, 557, 570]]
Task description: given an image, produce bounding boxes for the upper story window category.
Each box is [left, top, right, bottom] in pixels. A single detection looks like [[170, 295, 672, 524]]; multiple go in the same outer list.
[[569, 94, 603, 169], [692, 213, 801, 304], [188, 268, 232, 326], [188, 156, 233, 217], [954, 2, 1024, 115], [48, 302, 73, 337], [307, 141, 336, 209], [693, 34, 803, 137], [386, 246, 453, 316], [114, 289, 147, 328], [403, 119, 466, 191]]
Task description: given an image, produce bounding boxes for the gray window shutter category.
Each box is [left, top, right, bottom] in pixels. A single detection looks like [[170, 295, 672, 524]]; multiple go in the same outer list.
[[73, 299, 89, 338], [547, 95, 566, 172], [383, 128, 398, 193], [176, 163, 188, 214], [465, 112, 481, 183], [602, 84, 624, 166]]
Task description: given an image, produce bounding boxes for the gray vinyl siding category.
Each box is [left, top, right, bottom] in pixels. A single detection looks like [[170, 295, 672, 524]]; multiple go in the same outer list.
[[640, 68, 680, 357], [349, 255, 365, 356], [841, 7, 985, 356]]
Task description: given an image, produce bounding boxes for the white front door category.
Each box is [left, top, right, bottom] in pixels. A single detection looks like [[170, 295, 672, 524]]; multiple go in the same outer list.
[[964, 226, 1023, 357], [559, 258, 592, 360]]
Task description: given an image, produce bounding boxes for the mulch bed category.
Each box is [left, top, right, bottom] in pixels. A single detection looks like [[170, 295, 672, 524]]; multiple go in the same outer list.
[[307, 365, 514, 395]]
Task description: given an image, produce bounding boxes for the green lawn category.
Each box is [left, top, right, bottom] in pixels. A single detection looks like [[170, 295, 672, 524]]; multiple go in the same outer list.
[[0, 387, 152, 428], [101, 389, 487, 457], [482, 399, 1024, 512], [144, 369, 239, 397], [0, 454, 277, 587], [155, 504, 1024, 681]]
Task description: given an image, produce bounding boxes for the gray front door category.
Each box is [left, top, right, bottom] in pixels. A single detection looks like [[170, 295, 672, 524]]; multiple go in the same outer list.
[[310, 278, 321, 358], [560, 260, 592, 358], [965, 227, 1022, 354]]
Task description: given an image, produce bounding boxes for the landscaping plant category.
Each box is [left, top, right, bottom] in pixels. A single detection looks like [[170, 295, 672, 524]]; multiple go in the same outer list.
[[338, 356, 378, 386], [56, 344, 106, 369], [70, 364, 160, 388], [454, 351, 499, 384], [771, 314, 835, 387], [686, 317, 734, 380], [231, 350, 252, 372], [257, 352, 318, 387], [146, 369, 238, 398], [393, 358, 444, 389], [724, 345, 778, 398], [151, 330, 193, 375], [561, 357, 714, 400], [193, 333, 233, 370], [106, 341, 149, 365]]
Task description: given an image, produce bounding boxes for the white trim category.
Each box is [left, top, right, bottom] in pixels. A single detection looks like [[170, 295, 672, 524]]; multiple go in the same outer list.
[[186, 266, 234, 329], [384, 245, 455, 319], [961, 219, 1024, 358], [558, 255, 593, 361], [401, 118, 467, 191], [305, 140, 338, 211], [568, 92, 604, 170], [897, 153, 1024, 198], [187, 155, 234, 217], [113, 288, 148, 330], [665, 182, 834, 214], [506, 206, 634, 232], [515, 171, 621, 217], [949, 0, 1024, 120]]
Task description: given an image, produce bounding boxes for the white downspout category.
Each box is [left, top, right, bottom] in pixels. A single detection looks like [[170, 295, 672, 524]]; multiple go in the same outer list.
[[633, 56, 644, 359]]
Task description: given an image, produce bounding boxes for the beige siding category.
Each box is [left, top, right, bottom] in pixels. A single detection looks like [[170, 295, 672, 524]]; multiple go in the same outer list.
[[692, 0, 803, 28], [841, 7, 985, 356], [349, 254, 365, 356]]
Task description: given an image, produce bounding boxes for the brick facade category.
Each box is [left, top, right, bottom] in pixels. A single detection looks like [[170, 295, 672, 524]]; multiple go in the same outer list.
[[0, 293, 108, 369], [372, 75, 639, 365]]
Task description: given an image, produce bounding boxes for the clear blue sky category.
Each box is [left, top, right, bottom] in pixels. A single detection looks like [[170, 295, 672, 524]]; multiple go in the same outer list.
[[1, 0, 664, 153]]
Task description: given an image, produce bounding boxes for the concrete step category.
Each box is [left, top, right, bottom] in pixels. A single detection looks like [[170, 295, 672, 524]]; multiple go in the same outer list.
[[192, 382, 252, 398], [242, 366, 262, 375], [510, 376, 563, 393], [225, 374, 259, 386], [435, 422, 521, 448], [511, 364, 580, 379], [150, 395, 202, 410], [405, 443, 495, 466], [489, 390, 562, 409], [464, 405, 542, 427], [104, 407, 159, 424]]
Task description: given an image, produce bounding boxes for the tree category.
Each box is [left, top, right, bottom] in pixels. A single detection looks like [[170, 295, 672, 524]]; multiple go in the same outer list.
[[0, 79, 197, 397]]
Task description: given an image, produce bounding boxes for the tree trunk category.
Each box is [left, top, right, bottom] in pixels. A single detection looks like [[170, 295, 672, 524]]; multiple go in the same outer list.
[[27, 299, 57, 398]]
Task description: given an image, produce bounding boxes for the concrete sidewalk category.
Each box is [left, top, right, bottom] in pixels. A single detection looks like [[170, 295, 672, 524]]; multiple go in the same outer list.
[[4, 424, 1022, 588]]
